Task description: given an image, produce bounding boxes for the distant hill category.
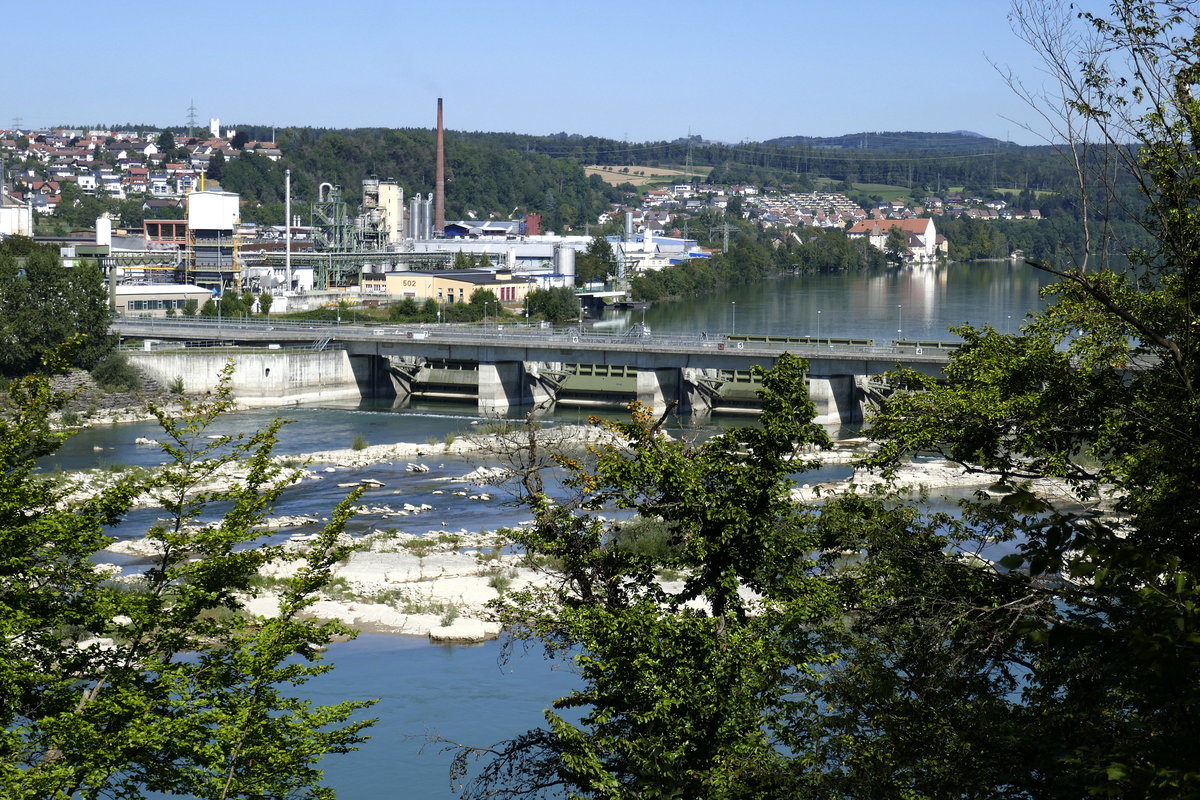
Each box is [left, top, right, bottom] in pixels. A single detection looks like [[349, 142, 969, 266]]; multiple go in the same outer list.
[[764, 131, 1014, 152]]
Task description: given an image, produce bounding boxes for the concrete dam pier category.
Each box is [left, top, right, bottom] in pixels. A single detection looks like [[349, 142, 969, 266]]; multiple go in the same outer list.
[[116, 319, 954, 424]]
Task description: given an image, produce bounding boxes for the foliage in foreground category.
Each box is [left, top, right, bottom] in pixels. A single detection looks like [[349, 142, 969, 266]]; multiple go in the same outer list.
[[0, 360, 374, 799], [453, 352, 1049, 799], [0, 239, 113, 376], [454, 6, 1200, 796]]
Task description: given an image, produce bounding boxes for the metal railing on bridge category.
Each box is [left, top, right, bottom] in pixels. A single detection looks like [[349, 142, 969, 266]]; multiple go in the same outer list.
[[111, 315, 962, 359]]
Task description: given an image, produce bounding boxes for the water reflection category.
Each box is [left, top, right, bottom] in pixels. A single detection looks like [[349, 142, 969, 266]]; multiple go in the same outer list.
[[631, 262, 1058, 342]]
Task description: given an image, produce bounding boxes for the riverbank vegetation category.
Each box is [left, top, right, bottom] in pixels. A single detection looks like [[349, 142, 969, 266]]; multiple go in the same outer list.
[[0, 362, 373, 797], [629, 219, 886, 302]]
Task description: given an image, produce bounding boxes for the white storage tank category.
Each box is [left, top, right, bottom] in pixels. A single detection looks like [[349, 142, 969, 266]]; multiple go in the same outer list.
[[95, 213, 112, 247], [555, 244, 576, 280]]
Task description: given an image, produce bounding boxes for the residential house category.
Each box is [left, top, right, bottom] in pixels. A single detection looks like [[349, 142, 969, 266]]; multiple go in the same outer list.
[[123, 166, 150, 193], [847, 217, 940, 262], [142, 197, 183, 215], [148, 173, 169, 196], [29, 194, 60, 215]]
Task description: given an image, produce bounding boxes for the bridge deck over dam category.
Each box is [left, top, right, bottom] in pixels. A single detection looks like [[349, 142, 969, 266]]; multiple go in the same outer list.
[[112, 317, 955, 424]]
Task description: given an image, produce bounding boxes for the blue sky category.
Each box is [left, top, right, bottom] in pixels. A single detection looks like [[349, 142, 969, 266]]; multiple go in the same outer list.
[[4, 1, 1073, 145]]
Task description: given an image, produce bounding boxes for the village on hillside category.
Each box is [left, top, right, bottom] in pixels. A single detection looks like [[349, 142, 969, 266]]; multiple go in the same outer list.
[[0, 121, 1041, 276]]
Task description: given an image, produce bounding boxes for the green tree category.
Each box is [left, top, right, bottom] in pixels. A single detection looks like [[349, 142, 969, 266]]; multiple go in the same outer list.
[[222, 151, 284, 209], [156, 130, 176, 160], [459, 5, 1200, 797], [258, 292, 273, 316], [0, 362, 373, 798], [884, 225, 908, 265], [208, 150, 226, 183], [524, 286, 579, 323], [847, 2, 1200, 795], [389, 297, 419, 321], [0, 245, 113, 376], [469, 288, 501, 322], [460, 355, 839, 798], [574, 236, 615, 287]]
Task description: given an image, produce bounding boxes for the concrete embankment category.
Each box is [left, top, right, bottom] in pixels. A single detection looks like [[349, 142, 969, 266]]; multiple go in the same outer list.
[[127, 349, 365, 407]]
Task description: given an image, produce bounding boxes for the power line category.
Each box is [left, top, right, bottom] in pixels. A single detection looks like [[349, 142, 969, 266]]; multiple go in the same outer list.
[[519, 139, 1009, 165]]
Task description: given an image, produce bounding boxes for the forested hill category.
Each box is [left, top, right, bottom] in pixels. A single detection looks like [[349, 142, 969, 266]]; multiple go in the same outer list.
[[222, 124, 1125, 235], [223, 126, 628, 231], [764, 130, 1011, 151]]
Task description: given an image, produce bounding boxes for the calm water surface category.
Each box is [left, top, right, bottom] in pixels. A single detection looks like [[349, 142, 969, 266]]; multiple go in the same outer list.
[[636, 260, 1055, 340], [70, 264, 1052, 798]]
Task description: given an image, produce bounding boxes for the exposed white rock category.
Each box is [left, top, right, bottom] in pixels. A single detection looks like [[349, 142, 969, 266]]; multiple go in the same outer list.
[[429, 618, 501, 643], [105, 537, 167, 557], [263, 514, 321, 529], [455, 466, 512, 485], [76, 637, 118, 651]]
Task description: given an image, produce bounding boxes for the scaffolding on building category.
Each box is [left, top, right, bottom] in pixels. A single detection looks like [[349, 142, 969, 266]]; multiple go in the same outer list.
[[359, 178, 389, 250], [310, 183, 357, 252]]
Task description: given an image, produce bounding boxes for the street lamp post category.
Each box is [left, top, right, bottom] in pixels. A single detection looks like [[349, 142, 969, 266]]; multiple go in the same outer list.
[[817, 309, 821, 344], [897, 304, 903, 342], [731, 301, 736, 336]]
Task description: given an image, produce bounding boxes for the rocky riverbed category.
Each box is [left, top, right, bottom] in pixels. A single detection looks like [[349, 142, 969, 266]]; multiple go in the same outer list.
[[79, 424, 1060, 643], [50, 386, 1087, 643]]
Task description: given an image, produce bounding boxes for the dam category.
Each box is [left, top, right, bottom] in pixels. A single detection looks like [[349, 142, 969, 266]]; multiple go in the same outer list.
[[112, 317, 954, 425]]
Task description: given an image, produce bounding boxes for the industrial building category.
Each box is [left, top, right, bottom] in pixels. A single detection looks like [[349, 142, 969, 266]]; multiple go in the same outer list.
[[361, 268, 542, 306], [187, 189, 240, 286], [113, 283, 212, 316], [59, 98, 665, 312]]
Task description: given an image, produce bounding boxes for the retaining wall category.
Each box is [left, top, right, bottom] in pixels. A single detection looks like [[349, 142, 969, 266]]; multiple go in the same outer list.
[[127, 350, 363, 408]]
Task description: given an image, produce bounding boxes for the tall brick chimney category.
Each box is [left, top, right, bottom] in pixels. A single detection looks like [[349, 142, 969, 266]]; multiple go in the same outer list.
[[435, 98, 445, 235]]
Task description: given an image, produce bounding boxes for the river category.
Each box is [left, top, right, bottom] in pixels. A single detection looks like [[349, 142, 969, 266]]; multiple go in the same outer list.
[[57, 262, 1058, 798]]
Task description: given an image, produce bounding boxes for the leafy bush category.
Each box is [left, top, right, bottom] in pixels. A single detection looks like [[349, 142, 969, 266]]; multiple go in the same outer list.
[[612, 516, 679, 561], [351, 434, 368, 451], [474, 420, 515, 435], [90, 351, 142, 392]]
